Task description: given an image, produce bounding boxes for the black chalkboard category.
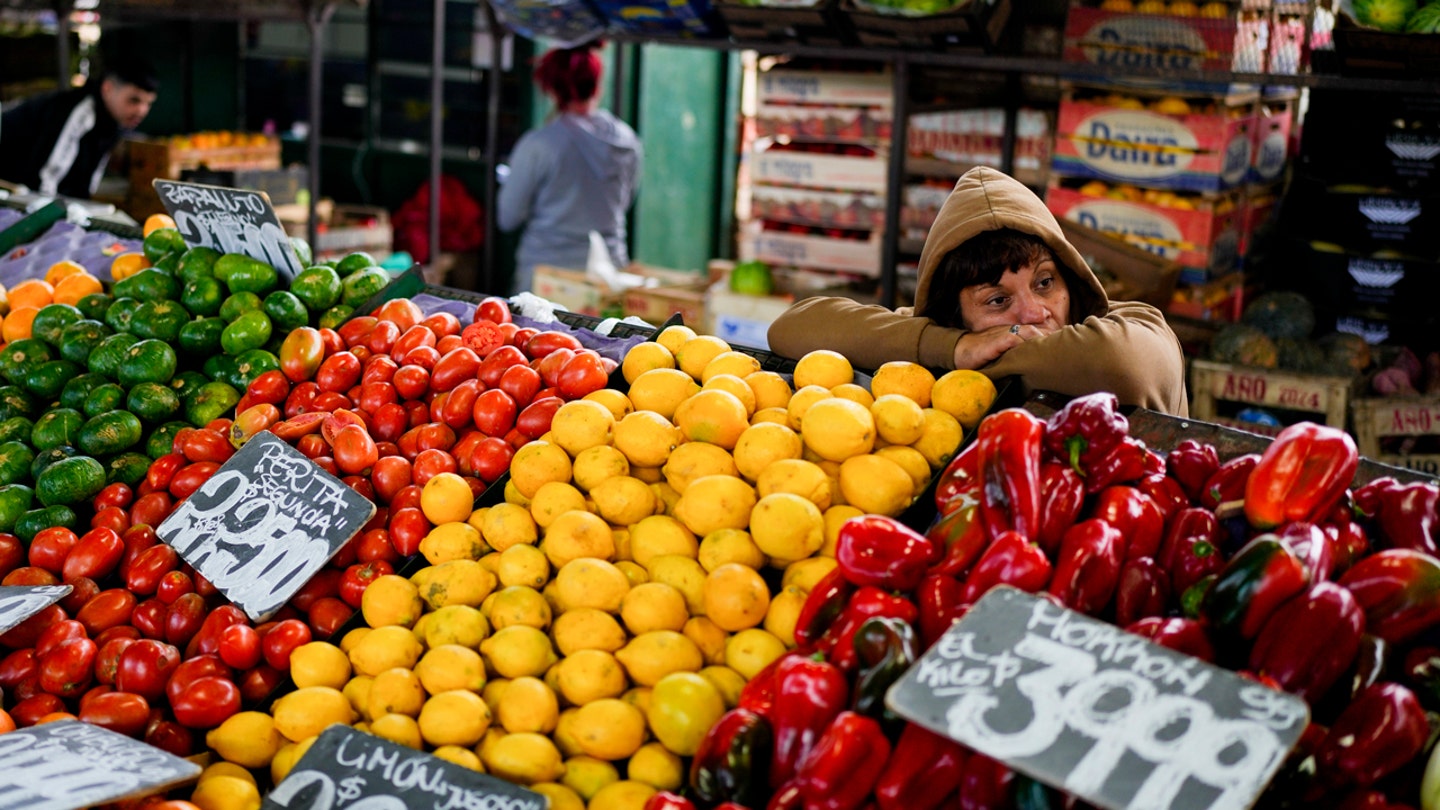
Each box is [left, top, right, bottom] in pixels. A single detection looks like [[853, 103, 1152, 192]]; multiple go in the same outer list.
[[0, 585, 71, 636], [263, 725, 546, 810], [886, 587, 1310, 810], [156, 432, 376, 622], [152, 178, 304, 280], [0, 719, 201, 809]]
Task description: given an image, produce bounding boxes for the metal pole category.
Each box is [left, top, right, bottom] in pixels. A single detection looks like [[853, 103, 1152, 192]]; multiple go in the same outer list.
[[306, 1, 336, 255], [879, 56, 908, 310], [54, 0, 71, 90], [428, 0, 445, 276], [999, 73, 1018, 177], [482, 1, 502, 293]]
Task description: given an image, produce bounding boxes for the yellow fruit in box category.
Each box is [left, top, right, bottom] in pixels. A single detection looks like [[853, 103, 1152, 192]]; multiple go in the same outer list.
[[367, 668, 426, 720], [871, 394, 927, 446], [361, 575, 424, 628], [512, 441, 573, 499], [1077, 180, 1111, 197], [591, 476, 659, 526], [497, 676, 559, 734], [617, 560, 649, 586], [649, 483, 681, 516], [622, 342, 675, 384], [206, 712, 283, 768], [563, 756, 620, 801], [841, 454, 916, 517], [616, 631, 704, 687], [572, 446, 630, 493], [199, 762, 256, 787], [585, 389, 633, 422], [432, 745, 484, 771], [656, 325, 696, 355], [1200, 0, 1226, 17], [662, 442, 739, 493], [272, 687, 356, 743], [371, 714, 423, 749], [931, 369, 996, 430], [553, 608, 628, 655], [629, 368, 700, 420], [757, 458, 833, 511], [676, 335, 731, 381], [541, 510, 614, 567], [750, 492, 825, 565], [630, 515, 698, 567], [745, 371, 793, 412], [725, 628, 787, 680], [1168, 0, 1199, 15], [412, 559, 496, 610], [675, 389, 750, 449], [621, 582, 689, 634], [484, 732, 566, 784], [820, 508, 862, 559], [674, 475, 756, 537], [614, 411, 681, 468], [870, 361, 935, 407], [190, 775, 260, 810], [628, 741, 685, 791], [488, 585, 552, 631], [647, 672, 726, 756], [1135, 0, 1167, 12], [498, 543, 551, 589], [830, 383, 874, 409], [556, 649, 629, 704], [481, 625, 558, 679], [913, 408, 964, 468], [550, 400, 616, 457], [702, 563, 771, 632], [571, 699, 648, 760], [289, 642, 351, 690], [419, 690, 492, 747], [555, 558, 630, 613], [533, 783, 585, 810], [765, 585, 808, 647], [793, 349, 853, 389], [701, 351, 762, 383], [415, 644, 486, 695], [1151, 96, 1193, 116], [703, 374, 757, 416], [698, 528, 767, 573], [801, 398, 875, 462], [419, 521, 487, 564]]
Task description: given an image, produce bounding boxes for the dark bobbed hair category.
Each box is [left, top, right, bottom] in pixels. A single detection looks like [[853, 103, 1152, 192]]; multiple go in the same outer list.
[[534, 42, 604, 107], [916, 227, 1098, 329]]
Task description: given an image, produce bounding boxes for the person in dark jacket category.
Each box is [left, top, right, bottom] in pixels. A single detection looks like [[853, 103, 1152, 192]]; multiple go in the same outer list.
[[0, 59, 158, 199]]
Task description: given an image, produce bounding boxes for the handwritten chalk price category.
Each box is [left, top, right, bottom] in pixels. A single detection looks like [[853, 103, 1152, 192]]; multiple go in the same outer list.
[[886, 588, 1309, 810], [152, 179, 304, 280], [0, 585, 71, 636], [0, 720, 200, 809]]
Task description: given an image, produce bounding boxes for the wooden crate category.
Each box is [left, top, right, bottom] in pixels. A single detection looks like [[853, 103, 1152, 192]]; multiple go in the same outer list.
[[127, 138, 282, 187], [1351, 397, 1440, 477], [1189, 359, 1354, 436]]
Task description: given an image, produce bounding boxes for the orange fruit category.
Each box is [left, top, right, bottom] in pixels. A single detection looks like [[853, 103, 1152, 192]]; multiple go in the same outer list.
[[143, 213, 177, 237], [44, 260, 85, 286], [36, 712, 77, 725], [2, 308, 37, 342], [52, 273, 102, 306], [110, 252, 150, 282], [7, 280, 52, 311]]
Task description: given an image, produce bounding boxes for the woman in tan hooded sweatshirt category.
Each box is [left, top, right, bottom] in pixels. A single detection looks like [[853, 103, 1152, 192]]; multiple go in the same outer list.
[[767, 167, 1189, 416]]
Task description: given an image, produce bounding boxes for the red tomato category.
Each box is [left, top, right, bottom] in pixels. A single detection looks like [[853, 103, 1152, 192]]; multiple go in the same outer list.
[[95, 637, 134, 685], [238, 664, 283, 705], [1, 567, 60, 587], [431, 348, 482, 393], [322, 409, 369, 445], [59, 577, 100, 615], [404, 400, 431, 430], [169, 428, 196, 455], [35, 619, 87, 658], [558, 350, 611, 399], [412, 449, 458, 488], [94, 625, 140, 647], [156, 571, 194, 605], [28, 528, 79, 575], [0, 532, 28, 581], [144, 719, 195, 758], [334, 425, 380, 476], [284, 381, 322, 417], [366, 321, 401, 356], [262, 619, 312, 671], [344, 476, 376, 503], [390, 485, 423, 513], [312, 391, 354, 412], [38, 637, 96, 697], [94, 483, 133, 510], [429, 391, 449, 424], [316, 352, 363, 394], [165, 655, 232, 707], [61, 527, 123, 581], [337, 316, 378, 348], [478, 345, 528, 388], [421, 312, 463, 338], [79, 690, 150, 737], [246, 370, 291, 407], [362, 355, 400, 386], [477, 297, 512, 325], [371, 456, 413, 504], [187, 605, 247, 659], [217, 624, 261, 670], [414, 422, 457, 453], [308, 598, 352, 639], [131, 599, 167, 640], [130, 491, 174, 528], [375, 299, 423, 331], [163, 593, 206, 648], [356, 528, 399, 564], [192, 570, 218, 599], [472, 389, 518, 437], [319, 327, 345, 356], [350, 344, 373, 365], [120, 525, 159, 572], [312, 457, 340, 476], [461, 320, 505, 357], [393, 365, 431, 402], [503, 428, 530, 451], [442, 379, 483, 430], [296, 434, 329, 459], [76, 589, 138, 636], [497, 364, 543, 409], [369, 402, 409, 445], [391, 324, 437, 361], [12, 694, 65, 727], [388, 508, 431, 557], [536, 347, 575, 389], [205, 419, 233, 434], [180, 430, 234, 464], [280, 327, 326, 383], [517, 396, 564, 439], [0, 649, 37, 689], [511, 326, 540, 347], [525, 330, 584, 360], [114, 639, 180, 702], [91, 506, 130, 534], [401, 345, 441, 371], [452, 431, 485, 476], [469, 437, 515, 484], [340, 560, 394, 608]]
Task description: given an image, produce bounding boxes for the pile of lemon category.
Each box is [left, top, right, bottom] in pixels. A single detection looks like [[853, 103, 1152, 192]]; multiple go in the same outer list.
[[194, 327, 996, 810]]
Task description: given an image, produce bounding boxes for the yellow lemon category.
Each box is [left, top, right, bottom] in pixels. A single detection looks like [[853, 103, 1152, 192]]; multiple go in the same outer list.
[[206, 712, 282, 768], [646, 556, 708, 616], [532, 783, 585, 810], [412, 558, 497, 610], [656, 324, 697, 354], [418, 689, 492, 747], [555, 649, 629, 705], [874, 445, 932, 494], [370, 713, 423, 749], [698, 665, 747, 708], [367, 667, 425, 720], [420, 472, 475, 525], [482, 680, 511, 718], [751, 407, 789, 426], [628, 368, 701, 420], [484, 732, 566, 784], [615, 631, 704, 686], [572, 445, 631, 492], [288, 642, 351, 690], [785, 385, 832, 431], [733, 422, 803, 483], [755, 458, 832, 510], [629, 515, 699, 567], [674, 389, 749, 449], [702, 563, 770, 632], [673, 475, 756, 537], [647, 672, 726, 756], [481, 502, 539, 552], [530, 482, 588, 530], [871, 394, 927, 445], [801, 397, 875, 462], [912, 408, 964, 468], [190, 775, 261, 810], [348, 625, 423, 676], [433, 745, 485, 771], [339, 627, 369, 654], [360, 575, 424, 629], [871, 361, 935, 407], [552, 608, 628, 655], [503, 479, 530, 508], [745, 371, 793, 412], [553, 708, 585, 754], [585, 388, 633, 422], [698, 528, 767, 572], [683, 617, 730, 666], [621, 686, 653, 718], [480, 625, 558, 679], [793, 349, 853, 389], [840, 454, 915, 516], [700, 351, 762, 384], [555, 557, 631, 613], [725, 628, 787, 679], [268, 740, 308, 785], [551, 400, 617, 457], [819, 507, 862, 559], [661, 442, 738, 494], [271, 686, 356, 742], [591, 476, 659, 526], [571, 699, 647, 760], [498, 543, 551, 589], [649, 482, 681, 516], [830, 383, 874, 409], [631, 465, 664, 484], [784, 556, 839, 593], [621, 342, 676, 384], [511, 441, 573, 499], [541, 509, 615, 567], [750, 492, 824, 564], [199, 762, 256, 787], [627, 741, 684, 791], [765, 585, 808, 647], [488, 585, 553, 631], [675, 335, 732, 381], [419, 521, 488, 564], [702, 374, 757, 416], [415, 644, 487, 694], [614, 411, 682, 468], [425, 604, 489, 649], [931, 369, 997, 430], [620, 582, 690, 634], [589, 781, 658, 810], [563, 756, 621, 801], [497, 676, 559, 734], [617, 560, 650, 587]]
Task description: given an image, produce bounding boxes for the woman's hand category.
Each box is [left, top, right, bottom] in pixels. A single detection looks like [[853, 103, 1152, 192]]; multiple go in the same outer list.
[[952, 323, 1048, 370]]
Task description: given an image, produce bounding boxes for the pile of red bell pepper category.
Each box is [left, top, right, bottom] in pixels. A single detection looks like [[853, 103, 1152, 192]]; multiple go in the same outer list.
[[646, 394, 1440, 810]]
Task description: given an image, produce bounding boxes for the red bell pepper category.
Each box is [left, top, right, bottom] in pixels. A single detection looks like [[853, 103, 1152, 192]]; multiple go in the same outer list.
[[918, 573, 965, 650], [1046, 519, 1123, 616], [956, 752, 1014, 810], [1124, 616, 1216, 663], [927, 500, 986, 579], [1198, 453, 1260, 511], [1314, 682, 1428, 788], [1163, 507, 1226, 597], [1180, 574, 1217, 620], [1353, 477, 1440, 557], [934, 441, 980, 516], [1084, 436, 1152, 494], [770, 654, 849, 788], [1275, 521, 1337, 584], [1091, 486, 1165, 562], [959, 530, 1052, 605], [691, 707, 773, 808], [1350, 634, 1391, 701], [1250, 582, 1365, 703], [1138, 472, 1189, 523], [1406, 645, 1440, 710], [1202, 534, 1310, 640], [1115, 557, 1171, 627], [976, 408, 1045, 541], [768, 782, 804, 810], [874, 723, 967, 810], [836, 515, 934, 592], [1245, 422, 1359, 531], [1326, 514, 1371, 578], [1042, 391, 1128, 475], [793, 711, 891, 810], [1336, 790, 1415, 810], [738, 652, 790, 718], [1338, 549, 1440, 644], [794, 568, 854, 650], [1034, 460, 1085, 555], [644, 793, 698, 810], [851, 616, 919, 733], [1168, 439, 1221, 502], [817, 588, 919, 674]]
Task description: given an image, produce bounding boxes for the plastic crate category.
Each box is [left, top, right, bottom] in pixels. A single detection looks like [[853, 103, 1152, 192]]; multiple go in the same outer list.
[[1188, 358, 1355, 436]]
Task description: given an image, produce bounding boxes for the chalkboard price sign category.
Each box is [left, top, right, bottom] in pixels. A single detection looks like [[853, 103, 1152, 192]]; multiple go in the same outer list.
[[156, 432, 376, 622], [152, 178, 304, 281], [0, 584, 71, 636], [886, 587, 1309, 810], [264, 725, 546, 810], [0, 719, 201, 809]]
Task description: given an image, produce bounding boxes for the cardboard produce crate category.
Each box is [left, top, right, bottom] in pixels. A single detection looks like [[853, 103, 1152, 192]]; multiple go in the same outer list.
[[1062, 3, 1273, 75], [1352, 396, 1440, 477], [1189, 358, 1355, 436], [127, 136, 281, 186], [280, 202, 392, 261], [1060, 218, 1181, 310], [532, 264, 705, 320]]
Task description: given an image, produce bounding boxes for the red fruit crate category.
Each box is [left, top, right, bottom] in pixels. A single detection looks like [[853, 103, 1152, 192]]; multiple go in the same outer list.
[[1189, 358, 1355, 435], [1351, 397, 1440, 478]]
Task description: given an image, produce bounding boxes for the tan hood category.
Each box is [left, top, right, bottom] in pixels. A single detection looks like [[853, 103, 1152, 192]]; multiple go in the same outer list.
[[914, 167, 1109, 320]]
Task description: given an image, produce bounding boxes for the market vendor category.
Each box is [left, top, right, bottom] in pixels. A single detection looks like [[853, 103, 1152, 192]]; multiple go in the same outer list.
[[768, 166, 1189, 416]]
